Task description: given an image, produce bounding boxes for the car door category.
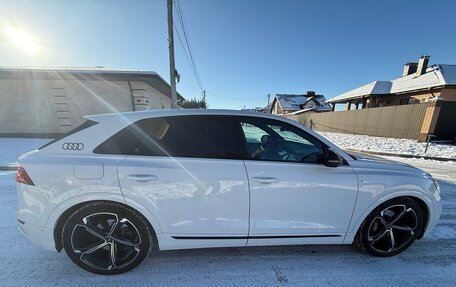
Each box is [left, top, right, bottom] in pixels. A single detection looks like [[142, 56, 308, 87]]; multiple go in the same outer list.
[[237, 116, 358, 245], [98, 115, 250, 247]]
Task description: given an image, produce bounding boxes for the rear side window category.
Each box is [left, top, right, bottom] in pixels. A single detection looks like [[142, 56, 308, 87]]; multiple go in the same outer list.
[[38, 120, 98, 150], [94, 115, 246, 159]]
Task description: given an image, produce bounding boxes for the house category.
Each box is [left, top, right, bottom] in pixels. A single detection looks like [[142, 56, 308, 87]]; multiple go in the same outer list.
[[326, 56, 456, 110], [269, 91, 331, 115], [0, 67, 184, 137], [293, 56, 456, 141], [258, 103, 271, 113]]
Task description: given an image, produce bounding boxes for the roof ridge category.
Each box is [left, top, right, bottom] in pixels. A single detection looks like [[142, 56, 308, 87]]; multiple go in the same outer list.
[[0, 66, 157, 74]]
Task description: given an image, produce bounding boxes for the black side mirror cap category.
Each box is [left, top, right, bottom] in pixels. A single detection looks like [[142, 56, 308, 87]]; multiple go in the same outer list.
[[324, 149, 343, 167]]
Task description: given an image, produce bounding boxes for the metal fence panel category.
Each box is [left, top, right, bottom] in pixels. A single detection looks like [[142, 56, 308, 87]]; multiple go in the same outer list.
[[287, 102, 431, 140]]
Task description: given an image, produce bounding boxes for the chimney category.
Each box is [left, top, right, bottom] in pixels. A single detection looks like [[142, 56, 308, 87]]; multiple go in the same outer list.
[[415, 55, 430, 77], [306, 91, 316, 96], [402, 62, 418, 76]]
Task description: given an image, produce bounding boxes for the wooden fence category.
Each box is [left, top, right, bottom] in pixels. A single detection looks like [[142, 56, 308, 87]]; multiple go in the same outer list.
[[286, 102, 432, 140]]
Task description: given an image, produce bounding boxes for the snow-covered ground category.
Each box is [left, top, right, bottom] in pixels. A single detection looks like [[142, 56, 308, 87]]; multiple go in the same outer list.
[[0, 155, 455, 286], [319, 132, 456, 160], [0, 138, 50, 166]]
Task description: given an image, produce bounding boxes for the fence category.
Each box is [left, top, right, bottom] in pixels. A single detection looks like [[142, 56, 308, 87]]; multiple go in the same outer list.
[[433, 101, 456, 140], [286, 102, 432, 140]]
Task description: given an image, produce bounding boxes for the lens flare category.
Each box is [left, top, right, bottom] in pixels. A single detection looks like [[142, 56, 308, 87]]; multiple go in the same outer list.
[[3, 26, 40, 54]]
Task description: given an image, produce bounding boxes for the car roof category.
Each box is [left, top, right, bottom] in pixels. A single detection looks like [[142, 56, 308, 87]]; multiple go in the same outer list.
[[85, 109, 287, 122], [83, 109, 353, 163]]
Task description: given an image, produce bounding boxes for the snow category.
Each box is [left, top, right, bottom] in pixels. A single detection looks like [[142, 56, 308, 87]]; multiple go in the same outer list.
[[319, 132, 456, 160], [327, 65, 456, 103], [0, 138, 50, 166], [0, 155, 455, 286], [328, 81, 392, 103], [275, 94, 330, 112]]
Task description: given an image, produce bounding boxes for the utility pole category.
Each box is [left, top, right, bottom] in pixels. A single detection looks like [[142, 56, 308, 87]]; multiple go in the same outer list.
[[167, 0, 178, 109], [267, 94, 270, 106], [202, 90, 206, 102]]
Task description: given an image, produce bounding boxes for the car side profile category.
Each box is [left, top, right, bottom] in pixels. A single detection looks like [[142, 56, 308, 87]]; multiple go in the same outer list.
[[16, 109, 442, 274]]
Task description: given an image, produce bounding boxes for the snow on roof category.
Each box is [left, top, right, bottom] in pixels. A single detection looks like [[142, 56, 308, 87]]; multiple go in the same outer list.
[[0, 66, 158, 76], [275, 94, 330, 111], [259, 103, 272, 111], [389, 66, 443, 94], [288, 107, 330, 115], [328, 81, 392, 103], [327, 64, 456, 103]]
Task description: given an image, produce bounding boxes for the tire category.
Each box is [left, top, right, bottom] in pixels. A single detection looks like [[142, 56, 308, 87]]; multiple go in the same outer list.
[[62, 201, 155, 275], [357, 197, 424, 257]]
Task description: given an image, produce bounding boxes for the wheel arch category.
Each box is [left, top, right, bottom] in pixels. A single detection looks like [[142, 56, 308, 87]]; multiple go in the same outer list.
[[51, 197, 162, 252], [406, 196, 429, 239], [345, 192, 432, 243]]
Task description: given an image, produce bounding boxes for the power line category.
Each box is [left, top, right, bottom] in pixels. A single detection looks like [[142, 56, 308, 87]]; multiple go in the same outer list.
[[173, 22, 191, 67], [172, 0, 263, 104], [174, 0, 204, 91]]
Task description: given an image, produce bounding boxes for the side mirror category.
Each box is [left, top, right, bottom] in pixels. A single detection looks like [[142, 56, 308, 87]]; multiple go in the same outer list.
[[324, 149, 343, 167]]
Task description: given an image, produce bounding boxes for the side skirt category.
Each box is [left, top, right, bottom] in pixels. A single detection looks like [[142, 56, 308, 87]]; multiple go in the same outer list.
[[172, 234, 341, 240], [157, 234, 345, 251]]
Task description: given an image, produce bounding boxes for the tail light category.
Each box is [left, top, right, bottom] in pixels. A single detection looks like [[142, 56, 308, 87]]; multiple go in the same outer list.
[[16, 164, 34, 186]]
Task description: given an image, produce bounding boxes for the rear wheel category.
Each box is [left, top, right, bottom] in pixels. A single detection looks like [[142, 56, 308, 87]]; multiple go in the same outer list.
[[62, 202, 154, 275], [357, 197, 424, 257]]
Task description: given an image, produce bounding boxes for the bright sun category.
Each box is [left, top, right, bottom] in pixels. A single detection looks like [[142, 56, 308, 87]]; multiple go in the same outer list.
[[3, 26, 40, 54]]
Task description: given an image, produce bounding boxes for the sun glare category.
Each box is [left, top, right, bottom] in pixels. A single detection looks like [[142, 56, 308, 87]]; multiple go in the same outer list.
[[3, 26, 40, 54]]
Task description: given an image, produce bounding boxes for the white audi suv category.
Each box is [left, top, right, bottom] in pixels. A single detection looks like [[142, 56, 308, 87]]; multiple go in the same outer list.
[[16, 109, 442, 274]]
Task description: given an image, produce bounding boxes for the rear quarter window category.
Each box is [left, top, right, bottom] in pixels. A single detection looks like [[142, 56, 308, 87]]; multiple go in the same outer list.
[[38, 120, 98, 150], [93, 115, 246, 160]]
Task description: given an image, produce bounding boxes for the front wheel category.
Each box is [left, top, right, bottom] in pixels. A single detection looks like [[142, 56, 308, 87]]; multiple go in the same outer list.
[[62, 202, 154, 275], [357, 197, 424, 257]]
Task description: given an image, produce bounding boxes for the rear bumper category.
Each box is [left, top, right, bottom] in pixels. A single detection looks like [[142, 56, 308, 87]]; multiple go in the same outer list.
[[17, 220, 56, 252], [16, 182, 57, 251]]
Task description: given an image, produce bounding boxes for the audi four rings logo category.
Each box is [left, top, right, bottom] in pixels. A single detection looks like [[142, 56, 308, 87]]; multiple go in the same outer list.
[[62, 142, 84, 151]]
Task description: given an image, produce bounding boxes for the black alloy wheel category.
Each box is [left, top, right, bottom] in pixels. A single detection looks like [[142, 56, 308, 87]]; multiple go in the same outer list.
[[357, 197, 424, 257], [62, 202, 155, 275]]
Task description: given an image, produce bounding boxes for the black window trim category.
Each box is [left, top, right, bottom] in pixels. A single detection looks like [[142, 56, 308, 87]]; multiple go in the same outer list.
[[93, 115, 249, 161], [91, 113, 350, 165], [235, 115, 337, 165], [39, 119, 98, 150]]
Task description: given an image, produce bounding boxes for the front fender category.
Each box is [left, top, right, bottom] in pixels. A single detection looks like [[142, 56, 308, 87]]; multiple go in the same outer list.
[[343, 189, 434, 244]]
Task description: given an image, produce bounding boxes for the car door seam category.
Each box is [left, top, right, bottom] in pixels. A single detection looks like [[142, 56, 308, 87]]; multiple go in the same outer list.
[[242, 160, 251, 247], [342, 166, 361, 243]]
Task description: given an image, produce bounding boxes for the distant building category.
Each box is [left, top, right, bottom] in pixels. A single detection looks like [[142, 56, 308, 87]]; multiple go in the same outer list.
[[269, 91, 331, 115], [327, 56, 456, 110], [0, 67, 184, 137], [258, 103, 271, 113]]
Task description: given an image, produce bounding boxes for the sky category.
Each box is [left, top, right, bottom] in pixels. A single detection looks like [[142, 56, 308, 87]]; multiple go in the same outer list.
[[1, 0, 456, 109]]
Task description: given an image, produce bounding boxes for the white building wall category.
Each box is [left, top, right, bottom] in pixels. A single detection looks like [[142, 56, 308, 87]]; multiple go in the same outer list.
[[0, 78, 171, 136]]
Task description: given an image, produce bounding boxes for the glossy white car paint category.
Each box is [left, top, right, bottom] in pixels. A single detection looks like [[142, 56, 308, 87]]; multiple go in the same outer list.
[[245, 160, 358, 239], [117, 156, 250, 249], [16, 109, 442, 253], [342, 155, 442, 243]]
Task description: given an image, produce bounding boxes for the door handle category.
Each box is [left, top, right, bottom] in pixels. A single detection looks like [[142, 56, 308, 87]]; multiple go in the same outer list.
[[251, 176, 279, 184], [126, 174, 158, 182]]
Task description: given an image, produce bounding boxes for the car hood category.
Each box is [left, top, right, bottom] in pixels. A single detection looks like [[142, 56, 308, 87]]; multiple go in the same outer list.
[[346, 151, 428, 177]]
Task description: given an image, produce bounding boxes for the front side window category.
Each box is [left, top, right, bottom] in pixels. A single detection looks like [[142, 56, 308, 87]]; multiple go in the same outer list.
[[238, 117, 324, 164], [94, 115, 244, 159]]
